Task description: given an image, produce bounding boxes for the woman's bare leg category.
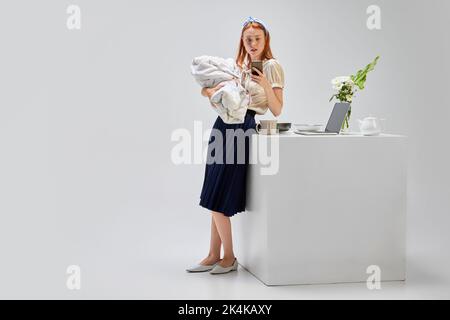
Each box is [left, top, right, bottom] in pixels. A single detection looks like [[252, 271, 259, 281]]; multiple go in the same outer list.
[[212, 211, 236, 267], [199, 214, 222, 265]]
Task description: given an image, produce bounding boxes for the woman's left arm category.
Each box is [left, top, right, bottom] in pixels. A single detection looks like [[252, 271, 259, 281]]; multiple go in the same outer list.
[[264, 87, 283, 117], [251, 68, 284, 117]]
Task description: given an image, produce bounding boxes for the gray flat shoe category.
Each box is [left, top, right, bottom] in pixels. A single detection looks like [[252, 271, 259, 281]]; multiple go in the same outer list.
[[209, 258, 238, 274], [186, 261, 220, 273]]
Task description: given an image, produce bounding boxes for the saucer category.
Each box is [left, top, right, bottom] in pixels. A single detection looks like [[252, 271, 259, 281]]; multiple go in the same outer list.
[[340, 131, 363, 135], [293, 129, 321, 133], [293, 124, 323, 131], [257, 129, 279, 135]]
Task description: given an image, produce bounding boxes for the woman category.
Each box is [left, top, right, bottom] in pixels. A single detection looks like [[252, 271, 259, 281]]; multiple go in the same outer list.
[[187, 17, 285, 274]]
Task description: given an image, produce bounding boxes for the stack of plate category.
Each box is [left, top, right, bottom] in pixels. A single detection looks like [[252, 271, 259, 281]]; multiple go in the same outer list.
[[293, 124, 324, 133]]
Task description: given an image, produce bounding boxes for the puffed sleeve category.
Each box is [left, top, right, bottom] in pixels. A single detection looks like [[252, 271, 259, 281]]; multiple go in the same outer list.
[[265, 59, 285, 89]]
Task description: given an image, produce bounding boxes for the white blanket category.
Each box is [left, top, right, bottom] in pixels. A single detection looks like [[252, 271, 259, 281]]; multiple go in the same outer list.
[[191, 55, 250, 124]]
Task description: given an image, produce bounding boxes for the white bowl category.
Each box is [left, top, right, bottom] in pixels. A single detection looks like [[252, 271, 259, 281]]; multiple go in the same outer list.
[[294, 124, 323, 131]]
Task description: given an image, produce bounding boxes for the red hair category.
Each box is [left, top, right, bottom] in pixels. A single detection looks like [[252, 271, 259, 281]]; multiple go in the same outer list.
[[236, 22, 274, 70]]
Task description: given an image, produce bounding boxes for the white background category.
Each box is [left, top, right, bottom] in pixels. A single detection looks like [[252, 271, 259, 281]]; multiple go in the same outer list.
[[0, 0, 449, 298]]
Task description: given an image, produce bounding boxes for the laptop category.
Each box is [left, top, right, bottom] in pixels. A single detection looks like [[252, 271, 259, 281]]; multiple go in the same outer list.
[[295, 102, 351, 135]]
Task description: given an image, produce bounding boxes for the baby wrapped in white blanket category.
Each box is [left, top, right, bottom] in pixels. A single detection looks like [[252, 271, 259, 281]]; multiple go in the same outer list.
[[191, 55, 250, 124]]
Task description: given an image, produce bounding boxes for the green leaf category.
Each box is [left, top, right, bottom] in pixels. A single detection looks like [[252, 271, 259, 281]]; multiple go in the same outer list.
[[351, 56, 380, 90]]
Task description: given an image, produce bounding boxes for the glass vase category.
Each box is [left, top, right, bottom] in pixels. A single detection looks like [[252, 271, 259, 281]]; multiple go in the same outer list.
[[340, 105, 352, 132]]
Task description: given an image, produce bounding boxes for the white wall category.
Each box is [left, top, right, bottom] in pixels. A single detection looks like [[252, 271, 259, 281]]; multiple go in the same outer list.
[[0, 0, 449, 297]]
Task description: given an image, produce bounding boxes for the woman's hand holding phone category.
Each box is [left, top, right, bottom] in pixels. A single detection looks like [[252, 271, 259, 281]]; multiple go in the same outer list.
[[251, 65, 270, 90], [251, 61, 263, 76]]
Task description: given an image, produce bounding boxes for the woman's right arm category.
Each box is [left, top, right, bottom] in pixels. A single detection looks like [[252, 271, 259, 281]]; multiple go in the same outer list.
[[201, 83, 225, 99], [201, 87, 210, 97]]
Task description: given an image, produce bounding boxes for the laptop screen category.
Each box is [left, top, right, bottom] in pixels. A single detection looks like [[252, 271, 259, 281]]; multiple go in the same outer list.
[[325, 103, 351, 133]]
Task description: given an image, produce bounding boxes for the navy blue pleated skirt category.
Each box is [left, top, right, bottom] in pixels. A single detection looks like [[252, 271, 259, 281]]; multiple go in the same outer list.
[[199, 109, 257, 217]]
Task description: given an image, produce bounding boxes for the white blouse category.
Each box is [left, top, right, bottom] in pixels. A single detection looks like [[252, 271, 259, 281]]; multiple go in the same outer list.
[[241, 59, 285, 115]]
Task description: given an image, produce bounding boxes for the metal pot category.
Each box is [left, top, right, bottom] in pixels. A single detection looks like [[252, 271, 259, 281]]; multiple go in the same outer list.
[[277, 122, 291, 132]]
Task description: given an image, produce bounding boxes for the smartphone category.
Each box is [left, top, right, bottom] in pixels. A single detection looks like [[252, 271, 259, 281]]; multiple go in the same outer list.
[[251, 60, 263, 76]]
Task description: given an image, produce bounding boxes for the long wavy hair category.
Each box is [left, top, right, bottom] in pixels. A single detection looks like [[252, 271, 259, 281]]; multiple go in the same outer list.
[[236, 22, 274, 70]]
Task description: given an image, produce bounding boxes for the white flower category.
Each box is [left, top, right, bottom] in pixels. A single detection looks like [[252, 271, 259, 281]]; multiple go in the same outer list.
[[331, 76, 350, 85], [333, 83, 343, 91], [345, 79, 355, 87], [332, 76, 352, 91]]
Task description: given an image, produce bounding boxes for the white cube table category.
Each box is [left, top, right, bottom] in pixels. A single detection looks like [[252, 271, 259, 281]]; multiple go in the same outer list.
[[234, 132, 407, 286]]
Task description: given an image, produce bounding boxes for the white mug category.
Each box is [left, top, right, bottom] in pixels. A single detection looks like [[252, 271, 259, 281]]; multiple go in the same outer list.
[[256, 120, 278, 135]]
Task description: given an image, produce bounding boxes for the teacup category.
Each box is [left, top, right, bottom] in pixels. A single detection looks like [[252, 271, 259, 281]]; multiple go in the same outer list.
[[256, 120, 278, 135]]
